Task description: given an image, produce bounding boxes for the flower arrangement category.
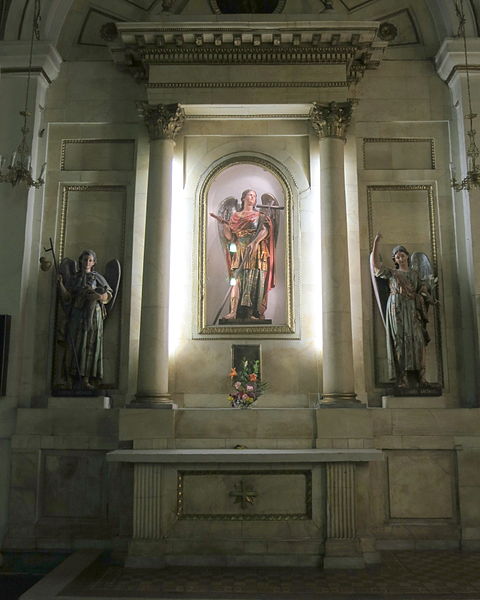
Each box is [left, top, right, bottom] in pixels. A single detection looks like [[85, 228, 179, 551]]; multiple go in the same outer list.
[[228, 359, 267, 408]]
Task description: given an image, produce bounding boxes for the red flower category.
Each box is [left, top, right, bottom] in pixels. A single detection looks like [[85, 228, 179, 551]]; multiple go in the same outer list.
[[249, 373, 257, 381], [229, 368, 237, 378]]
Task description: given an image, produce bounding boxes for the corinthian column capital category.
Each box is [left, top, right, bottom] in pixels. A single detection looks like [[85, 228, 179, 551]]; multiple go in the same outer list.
[[309, 101, 353, 140], [138, 102, 185, 141]]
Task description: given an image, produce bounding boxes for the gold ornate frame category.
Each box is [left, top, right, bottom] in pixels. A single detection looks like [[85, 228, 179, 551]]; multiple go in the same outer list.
[[52, 184, 127, 390], [367, 184, 443, 387], [362, 137, 436, 170], [177, 469, 312, 521], [197, 155, 295, 336]]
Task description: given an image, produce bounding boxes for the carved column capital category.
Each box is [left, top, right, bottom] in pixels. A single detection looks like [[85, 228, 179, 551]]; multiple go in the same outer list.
[[138, 102, 185, 141], [309, 101, 353, 140]]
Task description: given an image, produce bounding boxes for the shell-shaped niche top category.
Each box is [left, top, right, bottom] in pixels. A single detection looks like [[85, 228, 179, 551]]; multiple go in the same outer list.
[[210, 0, 286, 13]]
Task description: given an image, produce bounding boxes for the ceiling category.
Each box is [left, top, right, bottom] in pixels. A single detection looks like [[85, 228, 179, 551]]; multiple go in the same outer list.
[[1, 0, 478, 62]]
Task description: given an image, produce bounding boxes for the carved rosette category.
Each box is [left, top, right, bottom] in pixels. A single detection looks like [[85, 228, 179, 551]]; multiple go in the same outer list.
[[138, 102, 185, 141], [309, 101, 353, 140]]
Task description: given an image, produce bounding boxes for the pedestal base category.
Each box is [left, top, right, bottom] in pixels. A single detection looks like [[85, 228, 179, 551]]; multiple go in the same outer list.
[[319, 396, 365, 408], [323, 539, 365, 569], [47, 396, 111, 409], [130, 395, 176, 409], [382, 395, 449, 409]]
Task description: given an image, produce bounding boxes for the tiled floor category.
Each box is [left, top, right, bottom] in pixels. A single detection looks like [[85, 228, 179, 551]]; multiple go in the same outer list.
[[61, 550, 480, 599]]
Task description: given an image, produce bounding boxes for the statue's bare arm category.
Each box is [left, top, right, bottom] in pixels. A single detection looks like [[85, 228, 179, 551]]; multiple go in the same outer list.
[[371, 232, 382, 272]]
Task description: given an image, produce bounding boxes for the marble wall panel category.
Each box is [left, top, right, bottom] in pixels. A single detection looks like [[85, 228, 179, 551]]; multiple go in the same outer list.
[[178, 470, 311, 519], [456, 449, 480, 545], [6, 450, 39, 542], [61, 139, 135, 171], [38, 450, 106, 520], [363, 139, 434, 170], [386, 450, 455, 520]]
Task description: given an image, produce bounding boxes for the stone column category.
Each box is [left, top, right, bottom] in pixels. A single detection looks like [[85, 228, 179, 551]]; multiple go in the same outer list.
[[133, 103, 185, 408], [310, 102, 360, 407]]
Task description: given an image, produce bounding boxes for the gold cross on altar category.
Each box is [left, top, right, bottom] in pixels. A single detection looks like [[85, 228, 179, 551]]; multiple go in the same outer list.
[[229, 480, 257, 509]]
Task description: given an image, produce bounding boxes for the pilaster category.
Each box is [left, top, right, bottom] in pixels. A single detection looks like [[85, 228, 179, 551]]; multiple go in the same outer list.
[[435, 38, 480, 405], [324, 462, 364, 568]]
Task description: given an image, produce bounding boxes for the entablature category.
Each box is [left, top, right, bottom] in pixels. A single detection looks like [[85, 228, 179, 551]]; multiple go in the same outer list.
[[108, 19, 387, 87]]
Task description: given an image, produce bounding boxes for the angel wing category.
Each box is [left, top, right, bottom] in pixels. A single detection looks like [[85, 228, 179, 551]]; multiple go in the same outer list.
[[260, 192, 281, 246], [216, 196, 240, 255], [369, 254, 389, 329], [104, 259, 121, 315], [217, 196, 240, 224], [411, 251, 437, 302], [59, 257, 76, 287]]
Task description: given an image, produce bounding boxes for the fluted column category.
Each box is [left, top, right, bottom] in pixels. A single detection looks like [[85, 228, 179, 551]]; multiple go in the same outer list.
[[134, 103, 185, 408], [310, 102, 360, 407], [323, 462, 363, 568]]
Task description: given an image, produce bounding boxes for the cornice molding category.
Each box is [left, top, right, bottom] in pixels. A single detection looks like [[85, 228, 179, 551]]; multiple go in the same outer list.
[[0, 41, 63, 83], [108, 20, 387, 85], [435, 36, 480, 84]]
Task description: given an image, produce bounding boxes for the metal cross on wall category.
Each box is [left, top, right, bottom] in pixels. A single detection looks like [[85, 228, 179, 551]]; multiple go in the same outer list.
[[229, 480, 257, 509]]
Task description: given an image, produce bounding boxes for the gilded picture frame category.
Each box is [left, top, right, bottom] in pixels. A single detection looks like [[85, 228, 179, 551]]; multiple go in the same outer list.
[[197, 156, 295, 336], [367, 184, 443, 388]]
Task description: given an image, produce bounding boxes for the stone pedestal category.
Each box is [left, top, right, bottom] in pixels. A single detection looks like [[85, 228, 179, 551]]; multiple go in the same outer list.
[[48, 396, 112, 409], [382, 396, 449, 409]]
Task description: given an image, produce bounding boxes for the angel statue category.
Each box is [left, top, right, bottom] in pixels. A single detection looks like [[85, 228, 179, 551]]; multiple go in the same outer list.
[[56, 249, 121, 391], [370, 232, 438, 392], [209, 188, 280, 322]]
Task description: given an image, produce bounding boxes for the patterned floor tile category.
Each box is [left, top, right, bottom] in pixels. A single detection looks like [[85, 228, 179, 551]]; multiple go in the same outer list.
[[61, 551, 480, 599]]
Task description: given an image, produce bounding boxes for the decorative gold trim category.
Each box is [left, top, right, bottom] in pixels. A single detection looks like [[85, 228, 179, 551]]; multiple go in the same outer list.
[[177, 470, 312, 521], [57, 184, 128, 260], [147, 81, 349, 88], [366, 184, 443, 386], [53, 184, 127, 390], [321, 393, 358, 401], [202, 325, 294, 335], [186, 114, 308, 120], [197, 155, 295, 337], [60, 139, 135, 171], [362, 138, 436, 170], [141, 45, 356, 65]]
